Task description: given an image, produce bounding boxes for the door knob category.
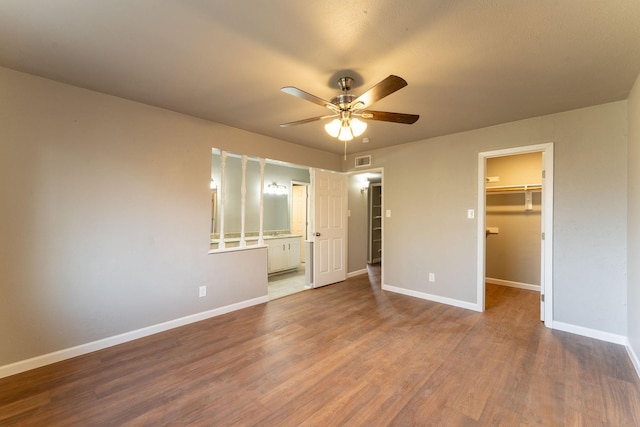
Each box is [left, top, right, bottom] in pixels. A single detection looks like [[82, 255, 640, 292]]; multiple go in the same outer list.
[[314, 232, 321, 236]]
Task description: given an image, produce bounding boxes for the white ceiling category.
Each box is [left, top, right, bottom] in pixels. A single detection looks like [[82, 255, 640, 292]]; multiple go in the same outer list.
[[1, 1, 639, 155]]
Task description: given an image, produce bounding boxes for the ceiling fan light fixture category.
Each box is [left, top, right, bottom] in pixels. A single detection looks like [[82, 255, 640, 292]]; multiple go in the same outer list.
[[324, 119, 341, 137], [350, 118, 367, 137], [338, 123, 353, 141], [282, 74, 418, 149]]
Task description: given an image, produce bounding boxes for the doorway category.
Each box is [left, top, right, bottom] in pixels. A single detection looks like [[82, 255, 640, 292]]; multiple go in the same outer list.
[[477, 143, 554, 326], [348, 169, 384, 279], [267, 181, 309, 300]]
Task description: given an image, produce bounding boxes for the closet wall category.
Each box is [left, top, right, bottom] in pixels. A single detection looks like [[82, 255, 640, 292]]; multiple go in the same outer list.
[[486, 152, 542, 288]]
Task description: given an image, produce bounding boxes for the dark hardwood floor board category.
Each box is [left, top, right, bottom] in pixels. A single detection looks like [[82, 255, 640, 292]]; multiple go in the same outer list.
[[2, 269, 640, 425], [445, 356, 509, 421], [253, 333, 376, 401], [563, 336, 609, 423], [519, 330, 568, 426], [0, 391, 51, 424], [259, 336, 439, 426], [0, 350, 101, 407], [303, 382, 381, 427], [202, 342, 380, 425], [598, 373, 640, 426], [486, 283, 539, 325], [354, 352, 448, 424], [476, 403, 523, 427], [388, 367, 478, 426], [562, 410, 609, 427]]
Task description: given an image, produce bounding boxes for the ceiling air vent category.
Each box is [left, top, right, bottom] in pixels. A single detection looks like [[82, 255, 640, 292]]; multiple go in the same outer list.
[[355, 155, 371, 168]]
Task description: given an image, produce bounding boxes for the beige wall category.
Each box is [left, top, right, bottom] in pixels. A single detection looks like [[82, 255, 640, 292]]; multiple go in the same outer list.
[[486, 153, 542, 286], [0, 66, 340, 367], [628, 72, 640, 360], [486, 152, 542, 186], [344, 101, 628, 336]]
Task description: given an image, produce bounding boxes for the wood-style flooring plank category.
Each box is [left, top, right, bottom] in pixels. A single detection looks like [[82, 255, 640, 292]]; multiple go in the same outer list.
[[1, 270, 640, 426]]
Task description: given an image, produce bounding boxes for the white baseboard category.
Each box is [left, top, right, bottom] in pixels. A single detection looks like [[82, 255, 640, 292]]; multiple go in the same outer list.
[[347, 268, 368, 278], [382, 284, 481, 312], [0, 295, 269, 380], [551, 321, 627, 345], [626, 339, 640, 380], [486, 277, 540, 292]]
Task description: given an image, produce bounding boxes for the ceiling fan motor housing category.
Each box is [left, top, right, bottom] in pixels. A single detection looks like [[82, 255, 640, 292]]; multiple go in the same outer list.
[[331, 93, 356, 109], [332, 76, 356, 109]]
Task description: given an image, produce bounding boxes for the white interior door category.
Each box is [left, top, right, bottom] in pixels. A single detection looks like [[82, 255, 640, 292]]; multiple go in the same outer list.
[[312, 169, 347, 288]]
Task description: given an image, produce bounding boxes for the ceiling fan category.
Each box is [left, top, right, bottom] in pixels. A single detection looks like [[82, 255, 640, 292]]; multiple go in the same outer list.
[[280, 75, 419, 148]]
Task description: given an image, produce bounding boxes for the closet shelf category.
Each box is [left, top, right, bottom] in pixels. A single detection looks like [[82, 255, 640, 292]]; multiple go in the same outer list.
[[486, 183, 541, 194], [368, 182, 382, 264]]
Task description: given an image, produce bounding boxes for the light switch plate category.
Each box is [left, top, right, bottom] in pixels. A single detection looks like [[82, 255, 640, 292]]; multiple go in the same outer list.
[[467, 209, 475, 219], [385, 209, 391, 218]]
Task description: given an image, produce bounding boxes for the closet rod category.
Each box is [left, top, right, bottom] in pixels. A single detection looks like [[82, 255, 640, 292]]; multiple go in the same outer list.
[[486, 183, 542, 193]]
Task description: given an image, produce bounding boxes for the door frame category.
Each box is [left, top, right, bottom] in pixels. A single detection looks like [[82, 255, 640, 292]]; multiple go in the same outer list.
[[476, 143, 554, 326]]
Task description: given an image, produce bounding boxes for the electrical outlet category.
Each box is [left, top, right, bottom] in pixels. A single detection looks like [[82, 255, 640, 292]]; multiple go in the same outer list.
[[428, 273, 435, 282], [199, 285, 206, 297]]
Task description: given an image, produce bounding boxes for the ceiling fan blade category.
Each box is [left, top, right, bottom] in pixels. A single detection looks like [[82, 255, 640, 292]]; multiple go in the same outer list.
[[359, 110, 420, 124], [280, 114, 338, 128], [281, 86, 339, 112], [350, 75, 408, 110]]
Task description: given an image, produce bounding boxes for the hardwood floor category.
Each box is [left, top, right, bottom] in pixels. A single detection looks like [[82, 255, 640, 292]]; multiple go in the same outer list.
[[2, 268, 640, 425]]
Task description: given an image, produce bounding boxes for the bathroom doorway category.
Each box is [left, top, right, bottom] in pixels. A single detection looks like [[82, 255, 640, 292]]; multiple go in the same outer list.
[[267, 181, 309, 300]]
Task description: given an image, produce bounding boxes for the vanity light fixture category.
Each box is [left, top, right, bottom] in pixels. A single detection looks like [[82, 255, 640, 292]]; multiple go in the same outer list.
[[265, 182, 288, 195]]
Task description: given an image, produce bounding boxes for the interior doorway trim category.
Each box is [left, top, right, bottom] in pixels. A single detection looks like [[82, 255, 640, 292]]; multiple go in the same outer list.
[[477, 143, 554, 327]]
